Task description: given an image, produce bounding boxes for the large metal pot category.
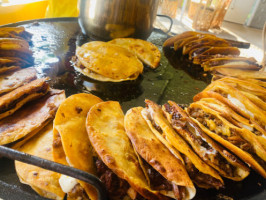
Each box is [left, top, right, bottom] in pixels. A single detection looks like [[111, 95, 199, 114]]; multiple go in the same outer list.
[[79, 0, 159, 40]]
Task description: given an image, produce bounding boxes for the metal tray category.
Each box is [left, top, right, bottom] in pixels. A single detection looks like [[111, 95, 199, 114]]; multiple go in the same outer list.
[[0, 18, 265, 200]]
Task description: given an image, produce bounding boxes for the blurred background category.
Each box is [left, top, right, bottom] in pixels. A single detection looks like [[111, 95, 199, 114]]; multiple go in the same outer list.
[[0, 0, 265, 61]]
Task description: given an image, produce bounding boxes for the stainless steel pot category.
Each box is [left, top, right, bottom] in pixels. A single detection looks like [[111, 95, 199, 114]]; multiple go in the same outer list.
[[79, 0, 159, 40]]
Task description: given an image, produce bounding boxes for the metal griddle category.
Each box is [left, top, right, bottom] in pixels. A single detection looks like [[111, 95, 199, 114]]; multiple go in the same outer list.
[[0, 18, 265, 200]]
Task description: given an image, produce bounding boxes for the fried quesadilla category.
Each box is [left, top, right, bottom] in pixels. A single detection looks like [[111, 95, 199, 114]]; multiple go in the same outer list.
[[187, 101, 266, 178], [0, 67, 37, 95], [86, 101, 170, 200], [108, 38, 161, 69], [0, 27, 32, 42], [0, 66, 20, 75], [0, 57, 31, 68], [0, 89, 65, 146], [74, 41, 143, 82], [162, 101, 250, 181], [125, 107, 196, 200], [0, 77, 49, 120], [195, 97, 266, 151], [53, 93, 103, 200], [214, 68, 266, 80], [194, 81, 266, 132], [201, 57, 260, 71], [15, 123, 65, 200], [0, 38, 33, 63], [142, 100, 224, 189]]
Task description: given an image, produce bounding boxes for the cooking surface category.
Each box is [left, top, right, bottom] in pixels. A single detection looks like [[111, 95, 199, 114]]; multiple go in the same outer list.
[[0, 18, 265, 200]]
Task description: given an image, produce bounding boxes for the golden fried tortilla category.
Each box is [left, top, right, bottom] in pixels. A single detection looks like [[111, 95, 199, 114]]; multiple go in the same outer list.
[[187, 102, 266, 178], [197, 81, 266, 131], [214, 68, 266, 80], [108, 38, 161, 69], [0, 67, 37, 95], [0, 89, 65, 146], [162, 101, 249, 181], [15, 122, 65, 200], [86, 101, 168, 200], [0, 57, 31, 67], [0, 27, 32, 41], [0, 66, 20, 75], [75, 41, 143, 82], [53, 93, 103, 200], [143, 100, 224, 189], [0, 77, 49, 120], [163, 31, 202, 47], [125, 107, 196, 200]]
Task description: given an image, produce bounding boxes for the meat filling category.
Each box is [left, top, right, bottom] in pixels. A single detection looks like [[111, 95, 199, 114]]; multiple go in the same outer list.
[[188, 107, 266, 170], [95, 158, 130, 199], [0, 82, 48, 114], [164, 104, 236, 177], [68, 184, 90, 200]]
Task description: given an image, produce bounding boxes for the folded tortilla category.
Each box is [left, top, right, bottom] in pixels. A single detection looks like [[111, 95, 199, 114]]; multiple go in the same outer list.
[[162, 101, 250, 181], [108, 38, 161, 69], [187, 101, 266, 178], [195, 80, 266, 133], [214, 68, 266, 80], [143, 100, 224, 189], [0, 57, 31, 68], [74, 41, 143, 82], [86, 101, 169, 200], [125, 107, 196, 200], [0, 77, 49, 120], [0, 67, 37, 95], [196, 97, 266, 150], [15, 122, 65, 200], [183, 35, 230, 55], [0, 89, 65, 146], [0, 27, 32, 41], [0, 66, 20, 75], [53, 93, 103, 200]]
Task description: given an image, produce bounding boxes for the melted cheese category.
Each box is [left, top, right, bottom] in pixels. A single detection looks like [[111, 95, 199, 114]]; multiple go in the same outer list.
[[227, 94, 254, 118], [59, 174, 78, 193]]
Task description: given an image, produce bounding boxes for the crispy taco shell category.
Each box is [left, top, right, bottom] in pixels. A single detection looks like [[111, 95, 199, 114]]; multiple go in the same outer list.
[[86, 101, 168, 200], [187, 102, 266, 178], [0, 77, 49, 120], [15, 123, 65, 200], [163, 31, 203, 47], [0, 89, 65, 146], [196, 81, 266, 131], [162, 101, 249, 181], [0, 27, 32, 41], [108, 38, 161, 69], [75, 41, 143, 82], [53, 93, 102, 200], [0, 66, 20, 75], [214, 68, 266, 80], [125, 107, 196, 200], [0, 67, 37, 95], [143, 100, 224, 189]]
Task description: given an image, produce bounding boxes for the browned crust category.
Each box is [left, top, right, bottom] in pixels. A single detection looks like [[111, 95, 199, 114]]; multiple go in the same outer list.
[[125, 107, 195, 188], [87, 101, 169, 200], [165, 101, 249, 180]]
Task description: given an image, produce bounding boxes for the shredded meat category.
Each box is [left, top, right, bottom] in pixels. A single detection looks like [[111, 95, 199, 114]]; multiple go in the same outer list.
[[95, 158, 129, 199], [68, 184, 90, 200]]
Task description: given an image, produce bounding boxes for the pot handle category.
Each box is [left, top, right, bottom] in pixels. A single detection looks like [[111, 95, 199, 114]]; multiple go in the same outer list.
[[156, 14, 173, 33]]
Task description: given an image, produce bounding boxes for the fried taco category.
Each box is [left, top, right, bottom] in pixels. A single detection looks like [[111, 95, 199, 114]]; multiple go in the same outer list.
[[195, 97, 266, 150], [125, 107, 196, 200], [194, 80, 266, 133], [0, 89, 65, 146], [0, 67, 37, 95], [162, 101, 250, 181], [0, 38, 33, 63], [0, 27, 32, 42], [187, 101, 266, 178], [15, 123, 65, 200], [0, 57, 31, 68], [213, 68, 266, 80], [86, 101, 171, 200], [0, 77, 49, 120], [108, 38, 161, 69], [74, 41, 143, 82], [53, 93, 103, 200], [0, 66, 20, 75], [142, 100, 224, 189]]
